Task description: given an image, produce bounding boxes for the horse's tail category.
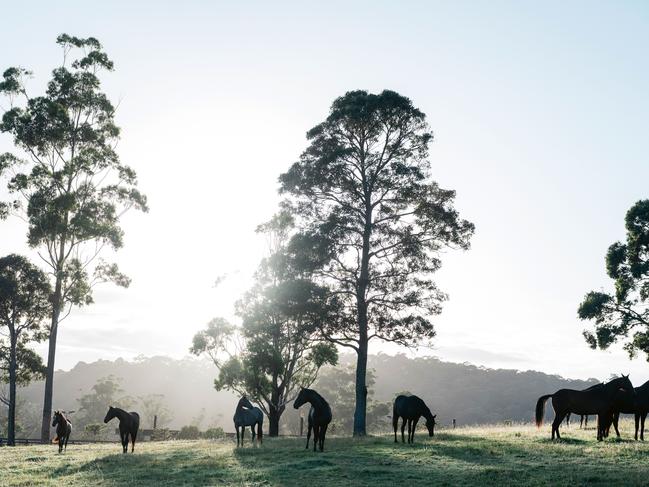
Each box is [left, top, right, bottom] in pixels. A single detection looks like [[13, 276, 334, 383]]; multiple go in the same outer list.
[[535, 394, 553, 427]]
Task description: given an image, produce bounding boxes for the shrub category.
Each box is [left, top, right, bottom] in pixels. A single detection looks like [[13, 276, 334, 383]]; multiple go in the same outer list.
[[178, 425, 201, 440]]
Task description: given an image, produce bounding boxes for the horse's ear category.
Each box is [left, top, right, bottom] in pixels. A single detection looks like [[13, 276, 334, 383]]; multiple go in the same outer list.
[[433, 414, 437, 419]]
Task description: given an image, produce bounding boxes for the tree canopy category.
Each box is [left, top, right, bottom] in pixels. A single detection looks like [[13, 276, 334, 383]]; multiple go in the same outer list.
[[0, 34, 147, 441], [278, 89, 474, 434], [579, 199, 649, 359]]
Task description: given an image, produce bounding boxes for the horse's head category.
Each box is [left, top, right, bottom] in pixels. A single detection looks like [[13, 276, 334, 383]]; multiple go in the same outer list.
[[238, 395, 254, 410], [426, 414, 437, 437], [103, 406, 115, 424], [616, 373, 634, 393], [293, 388, 308, 409], [52, 410, 60, 427]]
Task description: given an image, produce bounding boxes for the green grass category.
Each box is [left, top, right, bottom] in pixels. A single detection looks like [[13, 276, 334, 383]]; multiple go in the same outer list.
[[2, 421, 648, 486]]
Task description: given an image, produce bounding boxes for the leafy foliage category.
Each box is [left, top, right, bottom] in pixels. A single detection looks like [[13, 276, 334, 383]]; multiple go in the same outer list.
[[313, 365, 390, 434], [191, 218, 338, 434], [579, 200, 649, 359], [0, 254, 51, 443], [0, 35, 148, 439], [278, 90, 474, 433], [77, 376, 133, 429]]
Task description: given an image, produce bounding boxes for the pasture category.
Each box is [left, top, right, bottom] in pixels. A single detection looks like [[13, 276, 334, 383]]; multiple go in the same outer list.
[[2, 422, 649, 486]]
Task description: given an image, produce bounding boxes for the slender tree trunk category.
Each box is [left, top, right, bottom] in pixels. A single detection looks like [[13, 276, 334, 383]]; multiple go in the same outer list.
[[8, 334, 17, 446], [353, 206, 372, 437], [40, 279, 62, 443]]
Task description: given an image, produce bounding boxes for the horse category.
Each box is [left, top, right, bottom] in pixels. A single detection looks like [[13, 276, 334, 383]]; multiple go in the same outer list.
[[104, 406, 140, 453], [51, 410, 72, 453], [392, 395, 436, 444], [233, 396, 263, 446], [535, 375, 633, 441], [565, 413, 589, 428], [293, 388, 331, 452], [607, 379, 649, 440]]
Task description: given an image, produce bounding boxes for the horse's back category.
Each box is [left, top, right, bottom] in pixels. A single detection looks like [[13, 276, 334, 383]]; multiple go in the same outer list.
[[394, 394, 424, 418]]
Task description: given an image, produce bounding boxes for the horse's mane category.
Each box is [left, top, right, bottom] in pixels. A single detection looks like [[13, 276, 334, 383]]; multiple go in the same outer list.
[[55, 410, 69, 423]]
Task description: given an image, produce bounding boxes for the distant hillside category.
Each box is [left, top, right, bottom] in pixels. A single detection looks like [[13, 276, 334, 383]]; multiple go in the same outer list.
[[11, 354, 597, 434]]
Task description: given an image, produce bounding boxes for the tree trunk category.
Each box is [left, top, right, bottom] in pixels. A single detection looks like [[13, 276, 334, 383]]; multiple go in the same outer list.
[[268, 408, 281, 437], [353, 334, 368, 436], [40, 281, 62, 443], [353, 198, 372, 437], [8, 334, 17, 446]]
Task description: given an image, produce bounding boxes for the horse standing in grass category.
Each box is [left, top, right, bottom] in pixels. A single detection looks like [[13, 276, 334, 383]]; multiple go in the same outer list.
[[104, 406, 139, 453], [393, 395, 436, 444], [535, 375, 633, 441], [293, 388, 331, 452], [51, 410, 71, 453], [607, 379, 649, 440], [233, 396, 263, 446]]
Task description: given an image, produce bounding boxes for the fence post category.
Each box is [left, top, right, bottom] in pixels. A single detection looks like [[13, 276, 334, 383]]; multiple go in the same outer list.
[[154, 415, 157, 430], [453, 419, 456, 429]]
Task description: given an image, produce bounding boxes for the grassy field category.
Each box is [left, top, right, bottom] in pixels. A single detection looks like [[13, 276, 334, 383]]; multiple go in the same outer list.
[[2, 421, 649, 486]]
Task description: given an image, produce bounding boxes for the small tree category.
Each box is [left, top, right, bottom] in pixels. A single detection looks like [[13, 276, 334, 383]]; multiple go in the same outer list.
[[0, 34, 148, 441], [178, 425, 200, 440], [579, 200, 649, 358], [84, 423, 104, 440], [77, 376, 132, 429], [139, 393, 173, 429], [278, 90, 474, 435], [191, 217, 338, 436], [314, 365, 390, 434], [0, 254, 51, 446]]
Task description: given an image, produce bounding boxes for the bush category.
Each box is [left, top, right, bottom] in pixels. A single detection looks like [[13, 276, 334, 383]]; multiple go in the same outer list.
[[178, 425, 201, 440], [202, 427, 225, 439]]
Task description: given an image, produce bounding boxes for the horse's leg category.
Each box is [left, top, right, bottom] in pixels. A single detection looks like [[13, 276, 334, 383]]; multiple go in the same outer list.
[[641, 413, 646, 441], [241, 425, 245, 446], [411, 418, 419, 444], [580, 415, 584, 429], [635, 414, 640, 441], [552, 412, 566, 440], [565, 413, 570, 427], [236, 426, 240, 447], [131, 430, 137, 453], [313, 425, 319, 452], [401, 418, 406, 443], [407, 419, 412, 444], [585, 415, 588, 428], [305, 422, 312, 449], [250, 425, 256, 444], [613, 412, 621, 438], [122, 432, 128, 453], [320, 424, 328, 452], [64, 433, 69, 452], [393, 414, 399, 443]]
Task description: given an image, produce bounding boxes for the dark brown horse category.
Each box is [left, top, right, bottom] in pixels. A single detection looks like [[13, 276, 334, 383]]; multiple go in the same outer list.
[[393, 395, 436, 443], [104, 406, 139, 453], [51, 410, 71, 453], [233, 396, 263, 447], [607, 379, 649, 440], [535, 375, 633, 441], [293, 388, 331, 452]]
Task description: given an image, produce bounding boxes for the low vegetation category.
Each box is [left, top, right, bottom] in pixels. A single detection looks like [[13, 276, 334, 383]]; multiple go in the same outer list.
[[2, 421, 649, 486]]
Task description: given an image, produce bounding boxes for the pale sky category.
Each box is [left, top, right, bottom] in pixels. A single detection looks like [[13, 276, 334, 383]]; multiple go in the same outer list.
[[1, 1, 649, 383]]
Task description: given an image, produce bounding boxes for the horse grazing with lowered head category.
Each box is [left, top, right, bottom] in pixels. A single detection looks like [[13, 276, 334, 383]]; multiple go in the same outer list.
[[233, 396, 263, 446], [393, 395, 436, 444], [535, 375, 633, 441], [104, 406, 140, 453], [293, 388, 331, 452], [52, 410, 72, 453]]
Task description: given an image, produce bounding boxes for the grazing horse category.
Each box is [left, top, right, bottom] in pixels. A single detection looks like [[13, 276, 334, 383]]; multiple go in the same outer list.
[[535, 375, 633, 441], [608, 379, 649, 440], [233, 396, 263, 446], [51, 410, 72, 453], [104, 406, 140, 453], [393, 395, 436, 444], [293, 388, 331, 452]]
